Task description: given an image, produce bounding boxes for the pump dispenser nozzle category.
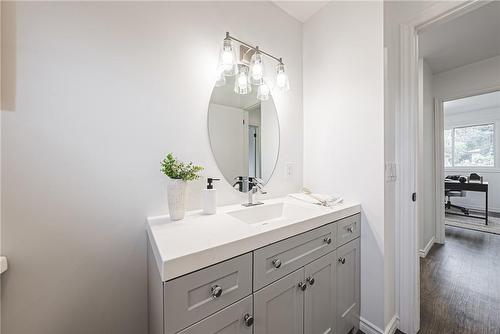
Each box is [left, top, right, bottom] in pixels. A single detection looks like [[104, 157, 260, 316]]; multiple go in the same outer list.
[[206, 178, 220, 189]]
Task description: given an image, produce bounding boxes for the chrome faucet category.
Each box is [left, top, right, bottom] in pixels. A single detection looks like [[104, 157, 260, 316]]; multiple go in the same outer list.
[[243, 178, 267, 207]]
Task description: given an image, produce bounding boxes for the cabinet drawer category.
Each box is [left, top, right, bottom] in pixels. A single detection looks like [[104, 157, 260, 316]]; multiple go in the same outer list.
[[164, 253, 252, 334], [177, 295, 253, 334], [336, 214, 360, 247], [253, 223, 336, 290]]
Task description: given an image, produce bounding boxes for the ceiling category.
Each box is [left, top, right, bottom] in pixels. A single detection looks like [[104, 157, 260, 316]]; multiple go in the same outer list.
[[444, 90, 500, 115], [272, 1, 330, 23], [419, 1, 500, 74]]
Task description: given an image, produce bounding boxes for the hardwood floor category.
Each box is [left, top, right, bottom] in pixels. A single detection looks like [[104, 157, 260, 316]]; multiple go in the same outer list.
[[420, 225, 500, 334]]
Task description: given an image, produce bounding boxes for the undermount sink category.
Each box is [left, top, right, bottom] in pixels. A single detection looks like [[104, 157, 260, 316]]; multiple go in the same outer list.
[[227, 202, 321, 225]]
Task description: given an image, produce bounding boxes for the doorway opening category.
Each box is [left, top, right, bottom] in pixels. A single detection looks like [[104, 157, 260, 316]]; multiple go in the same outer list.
[[416, 2, 500, 332]]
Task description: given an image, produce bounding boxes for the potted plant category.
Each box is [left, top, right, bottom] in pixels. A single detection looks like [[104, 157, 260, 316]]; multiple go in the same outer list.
[[161, 153, 203, 221]]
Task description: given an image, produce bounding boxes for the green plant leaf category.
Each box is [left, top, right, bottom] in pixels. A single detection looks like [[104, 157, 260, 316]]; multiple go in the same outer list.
[[161, 153, 204, 181]]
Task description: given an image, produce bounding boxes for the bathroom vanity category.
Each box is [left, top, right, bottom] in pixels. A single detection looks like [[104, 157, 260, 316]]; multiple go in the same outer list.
[[147, 198, 361, 334]]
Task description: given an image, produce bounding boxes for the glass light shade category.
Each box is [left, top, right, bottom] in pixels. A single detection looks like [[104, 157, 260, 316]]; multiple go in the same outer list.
[[219, 39, 238, 76], [234, 64, 251, 94], [256, 82, 270, 101], [214, 67, 226, 87], [275, 63, 290, 93], [250, 51, 265, 85]]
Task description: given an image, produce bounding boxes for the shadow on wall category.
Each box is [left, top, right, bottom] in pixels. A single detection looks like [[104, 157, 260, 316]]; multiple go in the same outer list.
[[1, 1, 16, 112]]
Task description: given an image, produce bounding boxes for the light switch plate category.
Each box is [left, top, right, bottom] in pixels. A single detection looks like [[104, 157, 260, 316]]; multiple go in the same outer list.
[[286, 162, 295, 178], [385, 162, 397, 182]]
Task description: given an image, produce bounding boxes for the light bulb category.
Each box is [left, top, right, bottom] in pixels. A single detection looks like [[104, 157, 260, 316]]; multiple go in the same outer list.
[[234, 64, 251, 95], [257, 82, 270, 101], [275, 63, 290, 93], [250, 51, 265, 85], [218, 38, 238, 76], [252, 64, 263, 80], [276, 72, 286, 87], [222, 51, 234, 67]]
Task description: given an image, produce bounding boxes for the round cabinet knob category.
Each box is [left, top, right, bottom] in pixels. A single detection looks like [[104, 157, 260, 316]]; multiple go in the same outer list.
[[272, 258, 282, 269], [298, 282, 307, 291], [338, 257, 346, 264], [347, 226, 354, 233], [211, 285, 223, 299], [306, 276, 315, 286], [323, 237, 332, 245], [243, 314, 254, 327]]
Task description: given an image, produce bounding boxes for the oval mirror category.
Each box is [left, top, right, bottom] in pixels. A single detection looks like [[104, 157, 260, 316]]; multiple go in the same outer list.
[[208, 76, 280, 192]]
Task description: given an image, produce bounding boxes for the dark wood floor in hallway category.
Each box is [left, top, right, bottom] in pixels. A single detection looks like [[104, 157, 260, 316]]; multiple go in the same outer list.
[[420, 225, 500, 334]]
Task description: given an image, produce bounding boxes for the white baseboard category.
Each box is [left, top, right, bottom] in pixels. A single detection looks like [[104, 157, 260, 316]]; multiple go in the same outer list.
[[360, 317, 384, 334], [384, 315, 399, 334], [419, 236, 435, 258], [359, 315, 399, 334]]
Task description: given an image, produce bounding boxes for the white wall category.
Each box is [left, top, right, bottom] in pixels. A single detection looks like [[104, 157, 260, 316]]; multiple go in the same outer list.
[[1, 1, 16, 112], [434, 55, 500, 99], [419, 59, 436, 251], [303, 1, 386, 330], [0, 2, 303, 333], [434, 55, 500, 214]]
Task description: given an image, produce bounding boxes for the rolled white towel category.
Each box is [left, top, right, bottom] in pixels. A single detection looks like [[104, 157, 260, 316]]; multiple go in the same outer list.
[[288, 192, 343, 207]]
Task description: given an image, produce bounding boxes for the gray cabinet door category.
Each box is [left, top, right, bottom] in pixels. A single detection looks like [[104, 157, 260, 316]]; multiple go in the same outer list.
[[336, 239, 360, 334], [177, 295, 253, 334], [254, 268, 305, 334], [304, 251, 337, 334]]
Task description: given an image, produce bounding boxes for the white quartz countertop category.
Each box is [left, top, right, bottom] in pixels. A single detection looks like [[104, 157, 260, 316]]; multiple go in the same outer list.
[[147, 197, 361, 281]]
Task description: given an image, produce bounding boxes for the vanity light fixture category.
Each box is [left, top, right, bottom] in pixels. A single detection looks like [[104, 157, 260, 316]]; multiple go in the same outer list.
[[215, 67, 226, 87], [219, 37, 238, 76], [256, 82, 270, 101], [234, 64, 251, 95], [217, 32, 290, 95], [275, 63, 290, 93], [249, 47, 264, 85]]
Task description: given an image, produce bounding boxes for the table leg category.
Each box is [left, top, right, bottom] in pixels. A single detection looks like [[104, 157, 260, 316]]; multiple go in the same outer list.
[[485, 190, 488, 225]]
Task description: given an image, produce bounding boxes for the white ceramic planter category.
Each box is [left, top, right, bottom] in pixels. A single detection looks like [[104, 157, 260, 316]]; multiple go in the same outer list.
[[167, 178, 187, 221]]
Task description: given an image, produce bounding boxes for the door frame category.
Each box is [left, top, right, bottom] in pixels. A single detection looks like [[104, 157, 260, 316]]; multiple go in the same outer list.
[[396, 1, 491, 333], [434, 84, 500, 244]]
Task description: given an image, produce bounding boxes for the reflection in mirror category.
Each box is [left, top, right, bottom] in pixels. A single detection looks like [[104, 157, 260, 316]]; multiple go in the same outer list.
[[208, 76, 280, 193]]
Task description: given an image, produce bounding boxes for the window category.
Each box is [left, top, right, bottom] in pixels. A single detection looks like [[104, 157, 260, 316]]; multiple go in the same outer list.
[[444, 129, 452, 167], [444, 124, 495, 168]]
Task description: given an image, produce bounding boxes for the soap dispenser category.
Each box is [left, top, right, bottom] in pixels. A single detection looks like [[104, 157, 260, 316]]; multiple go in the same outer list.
[[203, 178, 220, 215]]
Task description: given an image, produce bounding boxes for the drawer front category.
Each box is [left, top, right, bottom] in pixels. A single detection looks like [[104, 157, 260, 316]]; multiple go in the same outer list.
[[177, 295, 253, 334], [253, 223, 336, 290], [164, 253, 252, 334], [336, 214, 360, 247]]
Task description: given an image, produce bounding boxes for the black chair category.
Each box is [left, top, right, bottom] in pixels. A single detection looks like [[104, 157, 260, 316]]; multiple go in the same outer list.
[[445, 189, 469, 215]]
